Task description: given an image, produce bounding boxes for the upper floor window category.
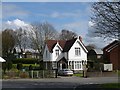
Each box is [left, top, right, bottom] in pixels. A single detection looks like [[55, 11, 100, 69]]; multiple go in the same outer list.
[[75, 48, 81, 56], [55, 49, 59, 56]]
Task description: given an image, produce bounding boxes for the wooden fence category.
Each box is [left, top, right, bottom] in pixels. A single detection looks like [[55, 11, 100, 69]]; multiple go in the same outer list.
[[2, 70, 57, 79]]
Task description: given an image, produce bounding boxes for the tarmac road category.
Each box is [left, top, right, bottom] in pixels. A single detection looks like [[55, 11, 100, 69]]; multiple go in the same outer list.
[[1, 76, 119, 90]]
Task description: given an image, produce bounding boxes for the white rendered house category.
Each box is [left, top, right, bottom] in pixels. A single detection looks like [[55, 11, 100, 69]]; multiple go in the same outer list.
[[43, 36, 88, 71]]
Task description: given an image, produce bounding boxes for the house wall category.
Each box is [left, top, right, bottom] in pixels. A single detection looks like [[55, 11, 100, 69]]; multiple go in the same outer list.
[[43, 45, 52, 61], [68, 39, 87, 71], [52, 43, 63, 61], [68, 39, 87, 61], [109, 46, 120, 70]]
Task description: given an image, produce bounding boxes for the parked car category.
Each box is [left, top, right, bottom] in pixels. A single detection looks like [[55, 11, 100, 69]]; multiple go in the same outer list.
[[58, 69, 73, 76]]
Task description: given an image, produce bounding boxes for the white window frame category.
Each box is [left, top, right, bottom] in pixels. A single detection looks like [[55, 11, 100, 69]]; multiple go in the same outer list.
[[55, 49, 59, 57], [74, 61, 82, 70], [75, 48, 81, 56]]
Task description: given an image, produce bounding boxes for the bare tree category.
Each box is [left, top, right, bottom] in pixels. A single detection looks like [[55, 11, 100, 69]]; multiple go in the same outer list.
[[59, 29, 77, 40], [15, 27, 29, 53], [42, 22, 58, 40], [29, 22, 58, 58], [91, 2, 120, 39], [29, 23, 43, 57]]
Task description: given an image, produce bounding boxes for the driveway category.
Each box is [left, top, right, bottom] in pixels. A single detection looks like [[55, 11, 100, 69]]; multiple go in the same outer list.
[[2, 76, 118, 89]]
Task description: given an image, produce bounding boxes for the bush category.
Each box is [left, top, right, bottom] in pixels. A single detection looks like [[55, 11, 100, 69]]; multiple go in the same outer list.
[[19, 72, 29, 78], [2, 62, 7, 74], [12, 58, 39, 64], [17, 63, 23, 70], [6, 61, 13, 70], [29, 65, 33, 70]]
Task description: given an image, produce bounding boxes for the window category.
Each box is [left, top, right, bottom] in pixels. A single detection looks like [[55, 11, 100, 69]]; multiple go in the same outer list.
[[77, 61, 80, 69], [52, 62, 57, 69], [55, 49, 59, 56], [75, 48, 81, 56], [75, 61, 81, 69], [75, 61, 77, 69]]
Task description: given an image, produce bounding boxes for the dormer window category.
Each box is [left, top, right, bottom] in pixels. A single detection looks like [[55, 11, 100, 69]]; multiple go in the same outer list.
[[55, 49, 59, 56], [75, 48, 81, 56]]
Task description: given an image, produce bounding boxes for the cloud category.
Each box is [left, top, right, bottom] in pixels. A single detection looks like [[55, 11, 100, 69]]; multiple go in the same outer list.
[[84, 32, 117, 49], [2, 3, 29, 18], [51, 11, 80, 18], [38, 10, 81, 18], [62, 21, 89, 37], [4, 19, 30, 30], [64, 22, 81, 30], [7, 19, 29, 27]]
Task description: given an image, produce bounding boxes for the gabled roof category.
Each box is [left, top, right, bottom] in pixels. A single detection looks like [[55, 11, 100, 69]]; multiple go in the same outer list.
[[103, 40, 120, 52], [45, 36, 87, 53], [46, 40, 66, 53], [63, 38, 77, 52]]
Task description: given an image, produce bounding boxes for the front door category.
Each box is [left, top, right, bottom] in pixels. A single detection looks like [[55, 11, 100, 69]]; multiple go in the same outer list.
[[58, 57, 67, 70], [62, 63, 67, 69]]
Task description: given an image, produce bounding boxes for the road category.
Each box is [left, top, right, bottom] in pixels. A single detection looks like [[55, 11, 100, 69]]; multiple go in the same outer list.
[[1, 76, 119, 90]]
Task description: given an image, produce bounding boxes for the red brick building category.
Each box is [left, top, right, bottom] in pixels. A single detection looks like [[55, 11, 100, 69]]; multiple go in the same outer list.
[[103, 40, 120, 70]]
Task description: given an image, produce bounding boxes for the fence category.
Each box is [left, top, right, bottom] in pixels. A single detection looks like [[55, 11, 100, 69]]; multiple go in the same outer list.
[[87, 71, 118, 77], [2, 70, 56, 79]]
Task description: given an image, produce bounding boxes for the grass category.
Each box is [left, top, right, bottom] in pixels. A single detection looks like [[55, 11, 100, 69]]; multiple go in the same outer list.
[[73, 73, 83, 77], [101, 83, 120, 88], [117, 70, 120, 76]]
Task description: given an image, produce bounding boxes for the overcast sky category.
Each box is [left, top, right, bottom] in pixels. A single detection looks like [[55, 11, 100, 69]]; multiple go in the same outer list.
[[2, 1, 115, 52]]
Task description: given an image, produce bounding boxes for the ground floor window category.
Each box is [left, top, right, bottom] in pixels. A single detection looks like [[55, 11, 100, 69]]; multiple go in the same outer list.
[[75, 61, 81, 69], [52, 61, 57, 69], [68, 60, 87, 70], [68, 61, 82, 70]]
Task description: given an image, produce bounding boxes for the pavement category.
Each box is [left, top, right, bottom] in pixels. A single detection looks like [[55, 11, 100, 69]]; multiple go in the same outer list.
[[1, 76, 119, 90]]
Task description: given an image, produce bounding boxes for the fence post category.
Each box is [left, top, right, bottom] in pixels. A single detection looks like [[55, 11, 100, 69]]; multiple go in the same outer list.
[[43, 70, 44, 78], [31, 70, 33, 78], [36, 71, 39, 78], [100, 67, 102, 77]]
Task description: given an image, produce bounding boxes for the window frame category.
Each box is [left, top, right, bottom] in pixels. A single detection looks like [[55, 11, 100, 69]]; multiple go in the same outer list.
[[55, 49, 59, 57], [75, 47, 81, 56]]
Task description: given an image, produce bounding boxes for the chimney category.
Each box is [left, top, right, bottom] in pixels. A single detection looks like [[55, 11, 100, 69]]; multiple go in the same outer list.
[[78, 36, 82, 41]]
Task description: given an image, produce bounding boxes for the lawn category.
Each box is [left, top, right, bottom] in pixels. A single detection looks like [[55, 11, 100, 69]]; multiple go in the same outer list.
[[118, 70, 120, 76], [101, 83, 120, 88], [73, 73, 83, 77]]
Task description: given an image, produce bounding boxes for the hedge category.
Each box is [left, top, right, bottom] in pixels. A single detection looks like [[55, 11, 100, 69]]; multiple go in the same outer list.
[[12, 58, 39, 64]]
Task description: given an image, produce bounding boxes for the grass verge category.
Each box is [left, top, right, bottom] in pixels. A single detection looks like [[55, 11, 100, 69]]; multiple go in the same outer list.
[[73, 73, 83, 77], [101, 83, 120, 88]]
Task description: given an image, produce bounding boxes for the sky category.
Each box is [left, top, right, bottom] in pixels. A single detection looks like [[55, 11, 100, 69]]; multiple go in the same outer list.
[[1, 1, 115, 53]]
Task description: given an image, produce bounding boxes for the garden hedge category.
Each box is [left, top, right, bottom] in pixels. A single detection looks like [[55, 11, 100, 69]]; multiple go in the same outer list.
[[12, 58, 39, 64]]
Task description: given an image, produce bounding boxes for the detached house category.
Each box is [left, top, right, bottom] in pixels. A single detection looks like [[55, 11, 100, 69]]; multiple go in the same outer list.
[[43, 36, 88, 71], [103, 40, 120, 70]]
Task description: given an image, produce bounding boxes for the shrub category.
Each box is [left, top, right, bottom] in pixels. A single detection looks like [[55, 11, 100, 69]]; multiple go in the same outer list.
[[17, 63, 23, 70], [12, 58, 39, 64], [29, 65, 33, 70], [6, 61, 13, 71], [19, 72, 29, 78], [2, 62, 6, 74]]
